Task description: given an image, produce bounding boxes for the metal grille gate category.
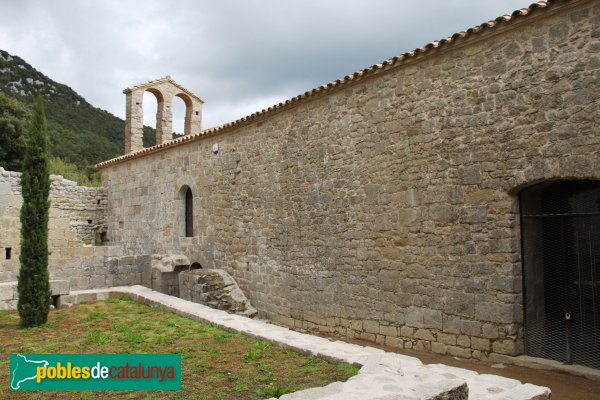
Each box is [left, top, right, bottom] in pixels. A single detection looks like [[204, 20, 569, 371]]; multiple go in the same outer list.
[[521, 181, 600, 368]]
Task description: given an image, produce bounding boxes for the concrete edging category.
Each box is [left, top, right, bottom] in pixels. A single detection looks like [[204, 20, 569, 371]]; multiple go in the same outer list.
[[59, 286, 551, 400]]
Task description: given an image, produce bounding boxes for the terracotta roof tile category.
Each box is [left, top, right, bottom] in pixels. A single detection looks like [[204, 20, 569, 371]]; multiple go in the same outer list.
[[98, 0, 567, 169]]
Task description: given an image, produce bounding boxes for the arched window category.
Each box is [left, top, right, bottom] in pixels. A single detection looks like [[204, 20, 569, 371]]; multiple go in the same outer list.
[[185, 187, 193, 237]]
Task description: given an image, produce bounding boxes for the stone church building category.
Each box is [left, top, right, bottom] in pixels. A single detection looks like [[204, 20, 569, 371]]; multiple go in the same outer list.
[[1, 0, 599, 369]]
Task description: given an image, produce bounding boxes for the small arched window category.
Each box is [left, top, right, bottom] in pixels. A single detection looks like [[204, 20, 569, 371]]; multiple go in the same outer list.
[[185, 187, 193, 237]]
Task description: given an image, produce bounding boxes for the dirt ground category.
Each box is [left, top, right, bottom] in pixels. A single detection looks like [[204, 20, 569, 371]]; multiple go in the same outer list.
[[344, 338, 600, 400]]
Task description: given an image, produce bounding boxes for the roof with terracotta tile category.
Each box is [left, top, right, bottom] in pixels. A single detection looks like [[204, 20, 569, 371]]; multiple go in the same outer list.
[[122, 75, 204, 103], [98, 0, 575, 169]]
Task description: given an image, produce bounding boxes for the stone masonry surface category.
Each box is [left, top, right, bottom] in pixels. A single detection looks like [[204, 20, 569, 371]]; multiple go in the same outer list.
[[124, 76, 203, 152], [98, 0, 600, 362], [60, 285, 551, 400], [0, 167, 115, 298], [179, 268, 258, 317]]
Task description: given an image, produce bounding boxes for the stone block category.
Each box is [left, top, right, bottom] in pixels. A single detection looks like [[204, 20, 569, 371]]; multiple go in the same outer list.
[[385, 336, 403, 348], [481, 323, 499, 339], [105, 246, 122, 257], [49, 280, 70, 295], [75, 292, 99, 303], [112, 273, 141, 287], [0, 299, 17, 310], [447, 345, 472, 359], [359, 332, 376, 342], [444, 292, 474, 317], [104, 257, 119, 273], [431, 342, 448, 355], [0, 183, 13, 195], [460, 320, 482, 336], [400, 326, 414, 338], [90, 275, 107, 288], [457, 335, 470, 348], [350, 320, 363, 331], [499, 383, 551, 400], [379, 325, 397, 336], [488, 275, 519, 292], [135, 254, 152, 272], [378, 270, 400, 291], [459, 206, 488, 224], [151, 254, 190, 272], [438, 333, 457, 345], [415, 340, 431, 352], [396, 209, 418, 226], [423, 309, 443, 330], [430, 205, 458, 223], [375, 334, 386, 345], [363, 320, 379, 334], [404, 307, 442, 329], [118, 255, 136, 266], [457, 165, 482, 185], [475, 301, 514, 324], [476, 373, 521, 389], [492, 339, 521, 356], [56, 295, 74, 309], [471, 337, 491, 351], [414, 380, 468, 400], [0, 282, 15, 301], [414, 328, 435, 341]]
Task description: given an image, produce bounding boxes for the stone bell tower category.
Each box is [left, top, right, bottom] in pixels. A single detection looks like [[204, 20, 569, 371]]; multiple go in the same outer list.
[[123, 76, 204, 153]]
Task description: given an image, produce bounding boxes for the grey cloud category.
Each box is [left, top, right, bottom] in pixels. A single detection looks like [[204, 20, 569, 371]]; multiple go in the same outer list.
[[0, 0, 531, 129]]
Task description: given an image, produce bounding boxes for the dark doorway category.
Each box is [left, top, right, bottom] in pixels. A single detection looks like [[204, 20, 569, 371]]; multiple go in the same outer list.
[[185, 187, 193, 237], [520, 180, 600, 368]]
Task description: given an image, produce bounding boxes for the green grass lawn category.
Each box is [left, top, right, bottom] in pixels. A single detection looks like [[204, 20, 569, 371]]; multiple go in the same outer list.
[[0, 297, 358, 399]]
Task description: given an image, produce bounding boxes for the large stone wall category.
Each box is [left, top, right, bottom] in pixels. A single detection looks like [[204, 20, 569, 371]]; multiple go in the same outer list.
[[0, 167, 116, 292], [99, 0, 600, 361]]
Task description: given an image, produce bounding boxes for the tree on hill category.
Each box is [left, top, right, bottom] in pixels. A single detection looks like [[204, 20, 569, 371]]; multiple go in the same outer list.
[[17, 97, 51, 328], [0, 92, 29, 171]]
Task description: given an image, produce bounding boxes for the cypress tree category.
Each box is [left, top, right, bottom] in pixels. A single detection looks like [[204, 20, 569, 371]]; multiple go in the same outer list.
[[17, 97, 51, 327]]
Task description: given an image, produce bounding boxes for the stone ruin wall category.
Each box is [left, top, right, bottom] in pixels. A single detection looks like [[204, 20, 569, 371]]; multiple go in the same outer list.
[[104, 0, 599, 361], [0, 167, 119, 298], [0, 165, 216, 308]]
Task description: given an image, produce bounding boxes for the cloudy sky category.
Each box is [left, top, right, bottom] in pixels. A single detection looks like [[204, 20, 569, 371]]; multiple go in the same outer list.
[[0, 0, 532, 131]]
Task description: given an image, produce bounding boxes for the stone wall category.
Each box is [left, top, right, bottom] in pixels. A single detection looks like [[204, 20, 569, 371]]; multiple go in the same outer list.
[[0, 168, 22, 283], [99, 0, 600, 361], [0, 167, 117, 292]]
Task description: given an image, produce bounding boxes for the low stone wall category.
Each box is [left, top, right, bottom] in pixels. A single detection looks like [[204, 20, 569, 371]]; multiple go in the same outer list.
[[57, 285, 551, 400], [0, 280, 69, 311], [142, 254, 191, 297], [0, 167, 118, 300], [0, 168, 25, 283]]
